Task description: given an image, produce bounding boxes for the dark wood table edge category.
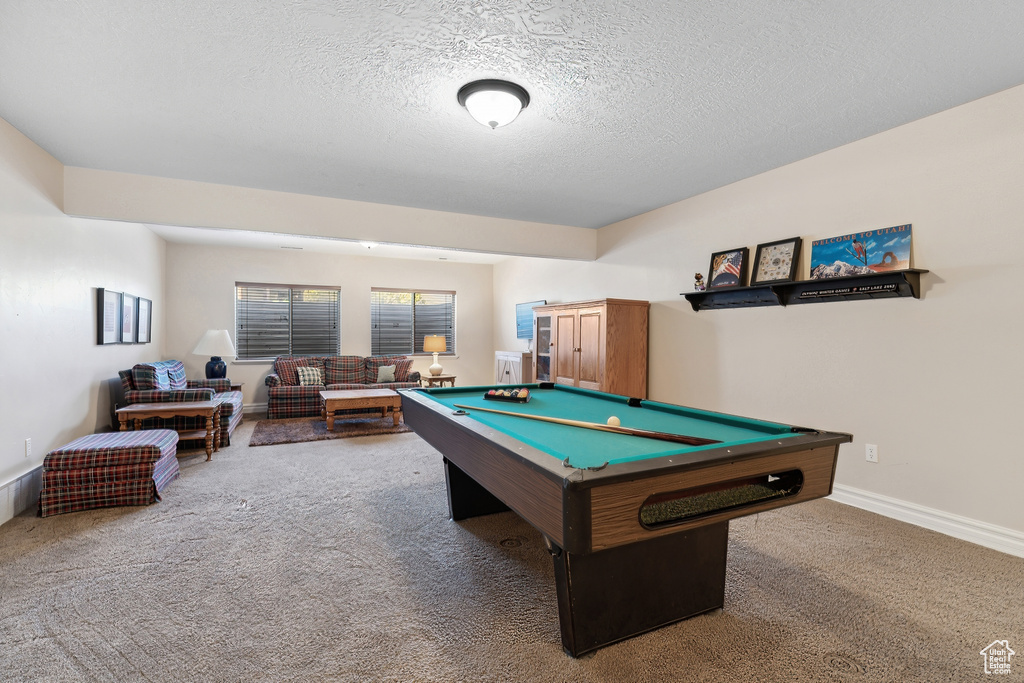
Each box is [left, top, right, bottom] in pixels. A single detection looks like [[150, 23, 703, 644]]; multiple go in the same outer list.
[[115, 402, 221, 461]]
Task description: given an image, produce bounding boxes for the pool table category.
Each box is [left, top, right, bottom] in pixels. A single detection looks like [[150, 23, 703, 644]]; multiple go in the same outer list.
[[399, 383, 852, 656]]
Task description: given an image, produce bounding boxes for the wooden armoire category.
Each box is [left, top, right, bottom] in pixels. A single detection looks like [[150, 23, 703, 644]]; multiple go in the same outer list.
[[532, 298, 649, 398]]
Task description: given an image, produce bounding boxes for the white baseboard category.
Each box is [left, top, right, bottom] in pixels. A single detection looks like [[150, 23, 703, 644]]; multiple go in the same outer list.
[[0, 466, 42, 527], [829, 484, 1024, 558], [243, 402, 268, 416]]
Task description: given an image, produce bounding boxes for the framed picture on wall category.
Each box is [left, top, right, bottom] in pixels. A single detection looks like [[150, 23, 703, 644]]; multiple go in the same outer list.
[[97, 288, 121, 345], [809, 224, 913, 279], [751, 237, 802, 285], [136, 297, 152, 344], [121, 294, 137, 344], [707, 247, 749, 289]]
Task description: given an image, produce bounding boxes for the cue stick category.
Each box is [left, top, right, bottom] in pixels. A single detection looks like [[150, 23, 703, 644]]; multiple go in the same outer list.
[[452, 404, 720, 446]]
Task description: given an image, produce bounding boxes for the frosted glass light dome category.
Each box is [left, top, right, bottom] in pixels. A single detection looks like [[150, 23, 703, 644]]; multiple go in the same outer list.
[[457, 80, 530, 129]]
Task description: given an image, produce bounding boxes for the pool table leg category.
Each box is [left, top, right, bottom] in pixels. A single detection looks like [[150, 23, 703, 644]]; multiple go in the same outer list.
[[443, 457, 511, 520], [550, 521, 729, 657]]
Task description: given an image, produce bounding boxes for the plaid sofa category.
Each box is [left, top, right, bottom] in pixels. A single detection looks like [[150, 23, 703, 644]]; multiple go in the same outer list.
[[118, 360, 244, 445], [264, 355, 421, 419]]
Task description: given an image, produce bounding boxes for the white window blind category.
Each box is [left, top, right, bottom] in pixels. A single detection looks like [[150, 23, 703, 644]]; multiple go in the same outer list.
[[370, 289, 455, 356], [235, 283, 340, 359]]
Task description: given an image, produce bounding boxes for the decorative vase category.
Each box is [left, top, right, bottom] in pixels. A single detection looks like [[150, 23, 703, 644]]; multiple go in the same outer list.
[[205, 356, 227, 379]]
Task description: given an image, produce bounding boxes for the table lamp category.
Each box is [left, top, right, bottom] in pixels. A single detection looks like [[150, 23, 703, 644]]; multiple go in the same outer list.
[[423, 335, 446, 376], [192, 329, 236, 379]]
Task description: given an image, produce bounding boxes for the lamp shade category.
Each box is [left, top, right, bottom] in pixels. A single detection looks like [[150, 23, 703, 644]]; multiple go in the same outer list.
[[457, 79, 530, 129], [423, 335, 447, 353], [192, 329, 236, 357], [192, 329, 236, 379]]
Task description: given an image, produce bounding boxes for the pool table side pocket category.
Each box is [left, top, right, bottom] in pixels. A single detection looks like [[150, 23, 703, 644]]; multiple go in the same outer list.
[[587, 446, 839, 552]]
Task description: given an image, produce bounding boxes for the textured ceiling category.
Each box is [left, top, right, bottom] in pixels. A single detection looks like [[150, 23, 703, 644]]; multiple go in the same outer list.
[[2, 1, 1024, 232]]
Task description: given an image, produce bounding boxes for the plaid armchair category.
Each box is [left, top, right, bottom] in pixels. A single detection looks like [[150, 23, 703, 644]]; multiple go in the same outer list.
[[118, 360, 244, 445]]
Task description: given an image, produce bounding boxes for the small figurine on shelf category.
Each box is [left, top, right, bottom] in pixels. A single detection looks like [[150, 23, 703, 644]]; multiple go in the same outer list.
[[694, 273, 706, 291]]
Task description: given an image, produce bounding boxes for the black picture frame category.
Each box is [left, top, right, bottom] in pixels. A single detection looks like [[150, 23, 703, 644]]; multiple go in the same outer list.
[[707, 247, 749, 289], [121, 294, 137, 344], [751, 237, 802, 285], [136, 297, 152, 344], [97, 288, 121, 345]]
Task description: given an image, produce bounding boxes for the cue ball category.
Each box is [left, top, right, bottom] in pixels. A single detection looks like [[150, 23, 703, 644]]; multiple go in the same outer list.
[[607, 416, 621, 426]]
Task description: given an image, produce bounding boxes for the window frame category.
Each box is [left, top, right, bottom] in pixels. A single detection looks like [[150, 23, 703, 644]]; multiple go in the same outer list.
[[235, 282, 341, 360], [370, 287, 456, 357]]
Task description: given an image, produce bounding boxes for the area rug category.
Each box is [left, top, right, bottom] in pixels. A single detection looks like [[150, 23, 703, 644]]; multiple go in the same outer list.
[[248, 416, 410, 446]]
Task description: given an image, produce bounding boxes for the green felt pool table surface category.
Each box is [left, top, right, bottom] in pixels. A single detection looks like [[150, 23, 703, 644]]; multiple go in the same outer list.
[[420, 384, 805, 470]]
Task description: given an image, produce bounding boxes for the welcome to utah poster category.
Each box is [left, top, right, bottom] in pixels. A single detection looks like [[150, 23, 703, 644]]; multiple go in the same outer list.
[[809, 224, 912, 279]]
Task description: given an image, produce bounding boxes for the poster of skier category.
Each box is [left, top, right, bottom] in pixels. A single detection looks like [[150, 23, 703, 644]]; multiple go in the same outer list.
[[809, 224, 912, 279]]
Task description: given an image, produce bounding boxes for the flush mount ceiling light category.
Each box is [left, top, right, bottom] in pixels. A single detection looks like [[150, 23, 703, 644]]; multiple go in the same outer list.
[[457, 79, 530, 129]]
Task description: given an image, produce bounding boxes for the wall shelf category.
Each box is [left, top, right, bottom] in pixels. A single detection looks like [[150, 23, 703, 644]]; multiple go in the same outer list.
[[682, 269, 928, 311]]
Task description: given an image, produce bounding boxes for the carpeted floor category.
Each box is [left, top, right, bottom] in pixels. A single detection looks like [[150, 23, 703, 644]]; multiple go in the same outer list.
[[1, 417, 1021, 682]]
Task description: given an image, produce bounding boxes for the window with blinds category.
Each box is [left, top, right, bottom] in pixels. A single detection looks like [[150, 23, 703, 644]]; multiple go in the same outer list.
[[370, 289, 455, 356], [235, 283, 340, 359]]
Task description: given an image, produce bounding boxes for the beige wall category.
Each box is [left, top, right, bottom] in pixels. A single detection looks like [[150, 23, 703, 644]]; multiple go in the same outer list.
[[165, 244, 495, 408], [0, 106, 497, 484], [64, 167, 597, 261], [494, 84, 1024, 533], [0, 119, 166, 486], [4, 79, 1022, 541]]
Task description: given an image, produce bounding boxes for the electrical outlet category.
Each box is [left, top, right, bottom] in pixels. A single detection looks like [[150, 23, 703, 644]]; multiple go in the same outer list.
[[25, 438, 32, 458], [865, 443, 878, 463]]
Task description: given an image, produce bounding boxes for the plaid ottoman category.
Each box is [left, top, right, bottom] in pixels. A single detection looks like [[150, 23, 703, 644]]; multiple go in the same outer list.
[[39, 430, 180, 517]]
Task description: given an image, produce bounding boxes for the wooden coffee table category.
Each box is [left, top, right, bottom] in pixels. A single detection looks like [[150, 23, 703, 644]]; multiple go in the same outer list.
[[320, 389, 402, 430], [116, 401, 221, 461]]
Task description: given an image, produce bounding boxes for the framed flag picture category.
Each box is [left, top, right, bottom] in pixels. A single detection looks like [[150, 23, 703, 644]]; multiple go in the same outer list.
[[707, 247, 749, 289]]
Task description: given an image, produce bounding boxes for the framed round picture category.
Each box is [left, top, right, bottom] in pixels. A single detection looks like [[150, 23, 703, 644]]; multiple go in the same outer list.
[[751, 237, 802, 285]]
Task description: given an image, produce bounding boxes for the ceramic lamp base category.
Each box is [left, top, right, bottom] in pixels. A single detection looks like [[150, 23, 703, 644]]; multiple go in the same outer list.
[[205, 356, 227, 379], [428, 352, 443, 376]]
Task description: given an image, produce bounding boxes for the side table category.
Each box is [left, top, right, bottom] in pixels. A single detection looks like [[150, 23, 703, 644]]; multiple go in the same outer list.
[[421, 374, 457, 388]]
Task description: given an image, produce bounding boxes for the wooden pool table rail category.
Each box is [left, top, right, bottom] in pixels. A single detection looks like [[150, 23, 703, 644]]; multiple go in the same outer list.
[[587, 444, 838, 551], [409, 397, 566, 543]]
